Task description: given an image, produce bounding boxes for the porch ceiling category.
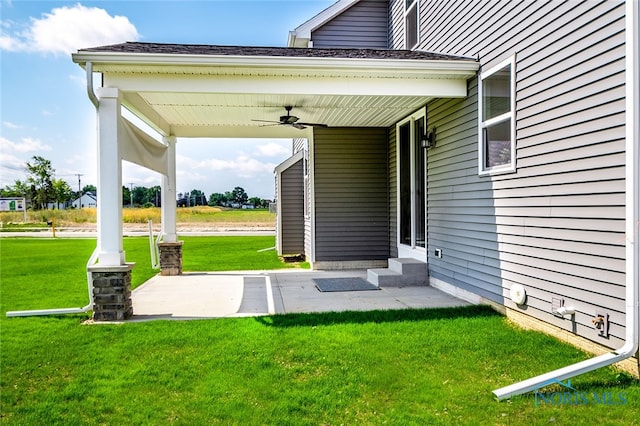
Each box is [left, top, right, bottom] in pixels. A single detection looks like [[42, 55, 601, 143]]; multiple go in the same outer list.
[[73, 43, 479, 139]]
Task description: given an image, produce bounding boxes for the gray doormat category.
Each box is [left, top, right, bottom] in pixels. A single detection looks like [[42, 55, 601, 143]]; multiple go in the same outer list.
[[314, 277, 380, 292]]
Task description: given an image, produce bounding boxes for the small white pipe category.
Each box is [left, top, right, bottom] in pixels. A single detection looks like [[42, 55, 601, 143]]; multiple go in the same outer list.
[[6, 247, 99, 318], [148, 220, 163, 270], [554, 306, 575, 317], [494, 0, 639, 400]]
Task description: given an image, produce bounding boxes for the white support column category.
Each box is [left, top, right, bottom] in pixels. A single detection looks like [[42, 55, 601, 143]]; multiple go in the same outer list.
[[162, 136, 178, 242], [96, 87, 125, 265]]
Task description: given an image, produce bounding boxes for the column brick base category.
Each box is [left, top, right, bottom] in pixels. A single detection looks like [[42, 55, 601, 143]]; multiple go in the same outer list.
[[159, 241, 183, 276], [89, 263, 135, 321]]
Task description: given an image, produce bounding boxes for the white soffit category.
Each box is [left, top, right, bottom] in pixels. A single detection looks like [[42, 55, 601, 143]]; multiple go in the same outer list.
[[76, 52, 478, 138]]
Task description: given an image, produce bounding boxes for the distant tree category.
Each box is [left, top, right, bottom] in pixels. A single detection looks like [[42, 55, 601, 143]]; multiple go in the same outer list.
[[82, 184, 96, 194], [231, 186, 248, 205], [122, 186, 131, 206], [146, 185, 161, 207], [208, 192, 226, 206], [189, 189, 207, 206], [132, 186, 147, 206], [52, 179, 74, 209], [1, 180, 29, 198], [248, 196, 262, 208], [26, 156, 55, 210]]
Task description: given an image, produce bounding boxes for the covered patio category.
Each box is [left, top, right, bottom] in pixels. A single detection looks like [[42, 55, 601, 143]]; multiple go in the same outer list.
[[128, 269, 470, 322], [71, 42, 478, 320]]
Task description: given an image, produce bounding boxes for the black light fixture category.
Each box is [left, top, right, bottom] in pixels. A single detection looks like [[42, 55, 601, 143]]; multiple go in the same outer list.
[[421, 126, 436, 149]]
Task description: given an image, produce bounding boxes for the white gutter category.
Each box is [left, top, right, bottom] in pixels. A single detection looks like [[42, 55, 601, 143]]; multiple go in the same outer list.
[[72, 51, 479, 76], [493, 0, 639, 400]]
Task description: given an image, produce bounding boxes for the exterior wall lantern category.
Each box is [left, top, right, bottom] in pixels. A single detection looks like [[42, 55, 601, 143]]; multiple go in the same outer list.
[[421, 126, 436, 149]]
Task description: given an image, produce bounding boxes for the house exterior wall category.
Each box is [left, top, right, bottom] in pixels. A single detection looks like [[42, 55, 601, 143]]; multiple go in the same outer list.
[[278, 158, 305, 255], [311, 0, 389, 49], [312, 127, 389, 263], [388, 0, 627, 349]]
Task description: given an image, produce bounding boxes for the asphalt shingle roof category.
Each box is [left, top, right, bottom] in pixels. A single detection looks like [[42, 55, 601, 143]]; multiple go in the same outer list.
[[79, 42, 476, 62]]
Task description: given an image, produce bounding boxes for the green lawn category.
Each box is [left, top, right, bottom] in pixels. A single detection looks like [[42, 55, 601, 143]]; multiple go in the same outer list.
[[1, 237, 638, 425]]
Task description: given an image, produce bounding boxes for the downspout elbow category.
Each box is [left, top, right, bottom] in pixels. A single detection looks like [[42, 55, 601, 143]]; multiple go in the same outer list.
[[86, 62, 99, 109]]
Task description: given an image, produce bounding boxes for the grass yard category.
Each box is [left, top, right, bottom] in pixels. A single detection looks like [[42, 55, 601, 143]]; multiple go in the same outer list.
[[1, 238, 639, 424]]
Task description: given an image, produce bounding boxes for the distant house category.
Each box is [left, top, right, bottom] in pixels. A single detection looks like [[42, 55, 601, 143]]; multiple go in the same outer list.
[[72, 192, 97, 209], [72, 0, 638, 378]]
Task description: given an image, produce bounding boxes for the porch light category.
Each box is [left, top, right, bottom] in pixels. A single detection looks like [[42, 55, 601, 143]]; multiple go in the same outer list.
[[421, 127, 436, 149]]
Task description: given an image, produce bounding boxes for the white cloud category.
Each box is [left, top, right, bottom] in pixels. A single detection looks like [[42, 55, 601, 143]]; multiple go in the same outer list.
[[0, 136, 52, 153], [2, 121, 21, 129], [178, 153, 276, 179], [0, 4, 139, 55], [256, 142, 290, 157], [0, 151, 25, 171]]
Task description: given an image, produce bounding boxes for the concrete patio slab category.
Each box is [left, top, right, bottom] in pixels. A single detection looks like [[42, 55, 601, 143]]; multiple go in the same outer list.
[[130, 269, 470, 321]]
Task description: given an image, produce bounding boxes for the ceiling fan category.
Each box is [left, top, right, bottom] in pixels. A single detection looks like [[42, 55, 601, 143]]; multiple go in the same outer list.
[[252, 106, 328, 129]]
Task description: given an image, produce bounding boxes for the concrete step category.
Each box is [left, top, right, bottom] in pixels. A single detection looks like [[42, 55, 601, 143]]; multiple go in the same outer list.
[[367, 268, 402, 287], [367, 258, 428, 287], [389, 258, 427, 275]]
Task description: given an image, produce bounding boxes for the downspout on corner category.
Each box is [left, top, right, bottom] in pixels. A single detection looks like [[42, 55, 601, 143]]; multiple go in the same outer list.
[[492, 0, 640, 401], [86, 61, 99, 109]]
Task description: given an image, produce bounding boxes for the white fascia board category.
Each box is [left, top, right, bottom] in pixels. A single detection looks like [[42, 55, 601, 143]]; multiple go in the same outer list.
[[73, 52, 479, 77], [105, 73, 469, 98], [288, 0, 360, 47], [275, 151, 304, 174], [172, 125, 312, 139]]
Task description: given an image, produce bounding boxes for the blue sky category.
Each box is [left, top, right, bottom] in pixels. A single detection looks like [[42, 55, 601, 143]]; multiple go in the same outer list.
[[0, 0, 334, 199]]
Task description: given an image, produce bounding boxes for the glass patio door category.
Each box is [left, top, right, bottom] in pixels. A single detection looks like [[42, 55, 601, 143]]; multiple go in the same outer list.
[[398, 111, 426, 260]]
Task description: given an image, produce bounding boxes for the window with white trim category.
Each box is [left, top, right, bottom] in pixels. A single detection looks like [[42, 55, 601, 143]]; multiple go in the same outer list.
[[479, 57, 516, 174], [405, 0, 419, 49]]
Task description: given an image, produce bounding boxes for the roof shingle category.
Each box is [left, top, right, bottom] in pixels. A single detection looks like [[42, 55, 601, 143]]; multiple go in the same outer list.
[[79, 42, 476, 62]]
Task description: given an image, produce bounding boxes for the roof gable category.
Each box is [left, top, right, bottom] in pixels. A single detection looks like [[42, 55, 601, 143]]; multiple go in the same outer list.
[[288, 0, 363, 47]]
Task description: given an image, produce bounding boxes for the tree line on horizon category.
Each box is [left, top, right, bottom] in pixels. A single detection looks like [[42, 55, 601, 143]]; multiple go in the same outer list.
[[0, 156, 272, 210]]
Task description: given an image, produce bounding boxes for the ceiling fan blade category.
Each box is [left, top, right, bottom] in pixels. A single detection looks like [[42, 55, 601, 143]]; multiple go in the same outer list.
[[251, 119, 281, 124], [297, 122, 329, 128]]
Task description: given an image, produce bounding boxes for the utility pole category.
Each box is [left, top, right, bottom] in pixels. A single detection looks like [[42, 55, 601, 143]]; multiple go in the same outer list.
[[74, 173, 83, 206], [128, 182, 134, 207]]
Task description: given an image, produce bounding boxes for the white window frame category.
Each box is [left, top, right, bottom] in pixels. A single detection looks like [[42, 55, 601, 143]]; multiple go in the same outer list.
[[404, 0, 419, 50], [478, 56, 516, 175]]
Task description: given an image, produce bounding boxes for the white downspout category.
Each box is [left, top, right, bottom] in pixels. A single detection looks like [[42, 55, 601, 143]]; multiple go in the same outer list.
[[86, 61, 99, 108], [493, 0, 639, 400], [6, 62, 102, 318]]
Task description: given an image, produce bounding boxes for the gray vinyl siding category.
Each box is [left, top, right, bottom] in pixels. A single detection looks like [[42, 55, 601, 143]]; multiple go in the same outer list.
[[313, 127, 389, 261], [388, 0, 403, 49], [388, 125, 398, 258], [293, 138, 306, 154], [388, 0, 627, 348], [280, 158, 305, 255], [311, 0, 389, 49]]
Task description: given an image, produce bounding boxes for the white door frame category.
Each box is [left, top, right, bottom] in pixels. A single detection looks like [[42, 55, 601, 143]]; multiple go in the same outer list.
[[396, 108, 427, 261]]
